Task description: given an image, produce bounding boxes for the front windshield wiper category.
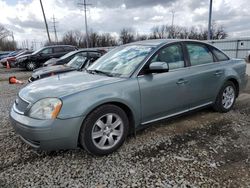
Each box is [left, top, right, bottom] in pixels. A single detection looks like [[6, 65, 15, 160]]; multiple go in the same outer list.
[[86, 69, 114, 77]]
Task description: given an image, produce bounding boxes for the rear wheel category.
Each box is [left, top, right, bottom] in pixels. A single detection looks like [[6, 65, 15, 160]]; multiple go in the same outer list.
[[79, 104, 129, 156], [26, 62, 37, 71], [213, 81, 236, 113]]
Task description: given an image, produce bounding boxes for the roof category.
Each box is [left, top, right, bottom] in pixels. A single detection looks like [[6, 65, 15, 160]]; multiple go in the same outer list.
[[44, 45, 76, 48], [128, 39, 207, 47]]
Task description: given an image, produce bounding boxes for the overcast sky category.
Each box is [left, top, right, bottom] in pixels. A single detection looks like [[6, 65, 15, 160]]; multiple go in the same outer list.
[[0, 0, 250, 48]]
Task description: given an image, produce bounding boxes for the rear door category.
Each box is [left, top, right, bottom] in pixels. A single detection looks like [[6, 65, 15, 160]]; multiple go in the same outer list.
[[138, 43, 191, 124], [53, 47, 65, 58], [183, 42, 226, 108]]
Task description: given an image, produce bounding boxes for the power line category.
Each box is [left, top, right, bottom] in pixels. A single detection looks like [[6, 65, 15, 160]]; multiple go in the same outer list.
[[39, 0, 51, 43], [78, 0, 91, 48], [51, 15, 58, 43]]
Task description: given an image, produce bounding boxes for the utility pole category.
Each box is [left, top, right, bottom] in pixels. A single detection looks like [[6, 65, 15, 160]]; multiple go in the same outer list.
[[171, 10, 175, 39], [208, 0, 213, 40], [52, 15, 58, 43], [40, 0, 51, 43], [78, 0, 91, 48]]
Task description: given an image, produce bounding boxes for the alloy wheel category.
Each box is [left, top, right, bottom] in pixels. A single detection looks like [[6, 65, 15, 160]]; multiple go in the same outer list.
[[222, 85, 235, 109], [91, 113, 124, 150]]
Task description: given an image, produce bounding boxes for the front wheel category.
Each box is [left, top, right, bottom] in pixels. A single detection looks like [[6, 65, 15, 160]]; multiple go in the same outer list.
[[26, 61, 37, 71], [79, 104, 129, 156], [213, 81, 236, 113]]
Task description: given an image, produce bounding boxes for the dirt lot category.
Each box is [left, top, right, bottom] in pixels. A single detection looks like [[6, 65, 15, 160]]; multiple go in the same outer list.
[[0, 67, 250, 187]]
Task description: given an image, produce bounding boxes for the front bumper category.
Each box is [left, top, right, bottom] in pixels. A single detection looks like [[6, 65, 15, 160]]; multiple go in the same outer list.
[[10, 107, 84, 150]]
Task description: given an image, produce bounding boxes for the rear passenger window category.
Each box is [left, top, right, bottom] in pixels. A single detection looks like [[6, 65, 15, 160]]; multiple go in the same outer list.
[[151, 44, 185, 70], [64, 46, 75, 51], [211, 48, 229, 61], [54, 47, 64, 53], [187, 44, 214, 66]]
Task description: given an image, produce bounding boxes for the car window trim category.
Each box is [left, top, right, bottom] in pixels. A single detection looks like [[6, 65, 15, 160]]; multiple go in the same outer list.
[[208, 45, 230, 62]]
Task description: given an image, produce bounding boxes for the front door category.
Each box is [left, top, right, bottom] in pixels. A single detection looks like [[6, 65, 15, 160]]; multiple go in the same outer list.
[[138, 43, 191, 124]]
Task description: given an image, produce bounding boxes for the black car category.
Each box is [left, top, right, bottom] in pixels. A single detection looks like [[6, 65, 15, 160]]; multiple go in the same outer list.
[[16, 45, 77, 71], [28, 50, 103, 82], [43, 49, 107, 67]]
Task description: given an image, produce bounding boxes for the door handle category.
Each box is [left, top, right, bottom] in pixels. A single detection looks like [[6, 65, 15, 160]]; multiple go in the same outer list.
[[214, 71, 223, 76], [176, 79, 188, 85]]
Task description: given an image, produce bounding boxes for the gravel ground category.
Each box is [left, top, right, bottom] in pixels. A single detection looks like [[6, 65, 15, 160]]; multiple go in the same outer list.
[[0, 68, 250, 187]]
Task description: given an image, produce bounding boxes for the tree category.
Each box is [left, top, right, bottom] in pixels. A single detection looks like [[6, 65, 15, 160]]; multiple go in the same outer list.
[[0, 24, 16, 51], [119, 28, 135, 44], [0, 25, 10, 40], [149, 22, 228, 41]]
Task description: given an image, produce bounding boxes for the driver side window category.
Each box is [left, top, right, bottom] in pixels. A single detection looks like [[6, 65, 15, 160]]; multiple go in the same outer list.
[[151, 44, 185, 70]]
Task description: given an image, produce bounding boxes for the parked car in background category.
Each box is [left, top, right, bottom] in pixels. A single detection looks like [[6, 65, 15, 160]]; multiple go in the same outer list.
[[0, 50, 22, 61], [10, 39, 248, 155], [15, 45, 77, 71], [43, 49, 106, 67], [0, 50, 33, 68], [29, 51, 103, 82], [0, 51, 13, 60]]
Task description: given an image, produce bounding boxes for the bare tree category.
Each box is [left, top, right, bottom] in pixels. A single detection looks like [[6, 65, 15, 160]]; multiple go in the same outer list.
[[0, 24, 16, 50], [89, 31, 99, 47], [97, 33, 117, 47], [149, 22, 227, 41], [150, 25, 168, 39], [0, 25, 10, 40], [135, 33, 148, 41], [119, 28, 135, 44]]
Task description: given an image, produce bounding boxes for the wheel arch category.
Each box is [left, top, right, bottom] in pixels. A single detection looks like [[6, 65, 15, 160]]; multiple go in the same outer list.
[[80, 100, 137, 136], [226, 77, 240, 97]]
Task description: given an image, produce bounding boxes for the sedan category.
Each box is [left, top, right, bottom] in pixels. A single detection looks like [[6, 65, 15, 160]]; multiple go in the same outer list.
[[10, 39, 248, 155], [43, 49, 106, 67]]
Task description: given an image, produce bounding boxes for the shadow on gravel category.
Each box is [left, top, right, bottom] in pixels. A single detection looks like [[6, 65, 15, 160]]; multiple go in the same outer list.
[[131, 118, 233, 160]]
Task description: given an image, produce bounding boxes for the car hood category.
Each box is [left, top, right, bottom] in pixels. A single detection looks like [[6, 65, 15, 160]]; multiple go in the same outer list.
[[19, 71, 125, 103], [16, 54, 31, 60], [32, 65, 74, 77]]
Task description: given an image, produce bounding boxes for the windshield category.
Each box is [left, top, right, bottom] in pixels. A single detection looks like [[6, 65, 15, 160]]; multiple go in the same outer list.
[[67, 55, 87, 69], [59, 51, 76, 60], [87, 45, 154, 77]]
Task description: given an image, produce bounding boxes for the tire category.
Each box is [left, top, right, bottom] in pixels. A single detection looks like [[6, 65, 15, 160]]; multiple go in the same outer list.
[[213, 81, 236, 113], [26, 62, 37, 71], [79, 104, 129, 156]]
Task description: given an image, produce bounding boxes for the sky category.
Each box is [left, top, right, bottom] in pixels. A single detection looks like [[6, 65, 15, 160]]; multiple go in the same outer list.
[[0, 0, 250, 49]]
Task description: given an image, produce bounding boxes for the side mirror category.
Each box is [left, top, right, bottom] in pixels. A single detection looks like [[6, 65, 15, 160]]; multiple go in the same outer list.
[[146, 61, 169, 73]]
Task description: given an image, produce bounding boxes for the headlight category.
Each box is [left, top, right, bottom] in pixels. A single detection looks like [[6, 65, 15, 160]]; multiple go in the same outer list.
[[29, 98, 62, 120]]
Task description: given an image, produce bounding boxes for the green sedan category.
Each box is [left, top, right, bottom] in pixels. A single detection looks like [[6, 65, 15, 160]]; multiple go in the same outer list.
[[10, 39, 248, 155]]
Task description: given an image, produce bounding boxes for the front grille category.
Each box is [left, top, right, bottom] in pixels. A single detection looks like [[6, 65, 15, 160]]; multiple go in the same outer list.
[[15, 96, 30, 113]]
